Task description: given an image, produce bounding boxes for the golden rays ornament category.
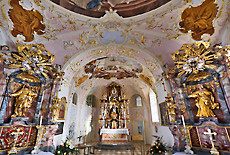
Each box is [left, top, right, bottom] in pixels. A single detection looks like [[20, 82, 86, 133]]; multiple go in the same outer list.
[[171, 41, 225, 78], [8, 41, 56, 78]]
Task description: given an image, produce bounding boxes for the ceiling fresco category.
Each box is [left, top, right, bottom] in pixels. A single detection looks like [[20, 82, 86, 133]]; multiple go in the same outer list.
[[179, 0, 218, 41], [51, 0, 171, 17], [84, 57, 143, 79]]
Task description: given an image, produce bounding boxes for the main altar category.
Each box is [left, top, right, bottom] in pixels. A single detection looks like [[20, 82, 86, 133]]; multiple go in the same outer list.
[[99, 82, 130, 142]]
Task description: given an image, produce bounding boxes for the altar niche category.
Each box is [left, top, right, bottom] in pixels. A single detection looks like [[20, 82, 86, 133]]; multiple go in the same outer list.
[[99, 82, 130, 142]]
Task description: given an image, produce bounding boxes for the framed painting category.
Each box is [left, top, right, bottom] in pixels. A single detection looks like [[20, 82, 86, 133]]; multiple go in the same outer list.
[[55, 122, 64, 135], [159, 102, 169, 126], [57, 97, 67, 120]]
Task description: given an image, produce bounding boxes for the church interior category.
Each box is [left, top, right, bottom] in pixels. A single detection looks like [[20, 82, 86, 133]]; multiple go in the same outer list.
[[0, 0, 230, 154]]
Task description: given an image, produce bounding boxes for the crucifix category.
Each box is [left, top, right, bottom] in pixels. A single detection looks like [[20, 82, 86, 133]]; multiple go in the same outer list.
[[8, 128, 24, 155], [204, 128, 219, 155]]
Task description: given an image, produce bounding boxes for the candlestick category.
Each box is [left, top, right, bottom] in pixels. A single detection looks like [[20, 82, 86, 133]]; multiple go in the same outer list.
[[40, 116, 43, 127], [181, 115, 186, 128], [85, 130, 86, 145]]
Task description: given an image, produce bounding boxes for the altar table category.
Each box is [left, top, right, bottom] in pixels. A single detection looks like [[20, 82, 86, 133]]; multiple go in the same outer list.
[[26, 151, 54, 155], [100, 129, 129, 142]]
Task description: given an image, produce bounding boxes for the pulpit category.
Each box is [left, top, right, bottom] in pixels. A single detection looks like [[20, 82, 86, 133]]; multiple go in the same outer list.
[[99, 82, 130, 142]]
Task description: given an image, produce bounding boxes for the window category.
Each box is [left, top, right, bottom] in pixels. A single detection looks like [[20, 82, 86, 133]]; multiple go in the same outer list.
[[136, 96, 142, 106], [86, 95, 96, 107], [149, 89, 159, 122], [72, 93, 77, 105], [131, 94, 142, 107]]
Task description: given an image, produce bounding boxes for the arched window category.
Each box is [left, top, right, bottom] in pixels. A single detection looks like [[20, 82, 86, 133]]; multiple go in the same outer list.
[[149, 89, 159, 122], [136, 96, 142, 106], [86, 95, 96, 107], [72, 93, 77, 105], [131, 94, 142, 107]]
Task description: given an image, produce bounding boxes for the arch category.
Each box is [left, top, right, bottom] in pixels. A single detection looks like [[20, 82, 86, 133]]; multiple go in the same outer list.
[[58, 45, 171, 143], [59, 45, 164, 99]]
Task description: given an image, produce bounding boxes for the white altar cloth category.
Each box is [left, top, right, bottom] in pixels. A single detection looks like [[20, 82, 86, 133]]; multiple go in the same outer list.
[[100, 129, 129, 135], [26, 151, 54, 155], [173, 152, 197, 155]]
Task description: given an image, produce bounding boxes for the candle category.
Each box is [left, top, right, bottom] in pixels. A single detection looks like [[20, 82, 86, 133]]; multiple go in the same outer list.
[[181, 115, 186, 128], [40, 116, 43, 127]]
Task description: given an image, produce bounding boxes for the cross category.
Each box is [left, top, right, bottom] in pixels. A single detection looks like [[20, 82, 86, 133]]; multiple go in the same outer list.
[[204, 129, 216, 148], [204, 129, 219, 155]]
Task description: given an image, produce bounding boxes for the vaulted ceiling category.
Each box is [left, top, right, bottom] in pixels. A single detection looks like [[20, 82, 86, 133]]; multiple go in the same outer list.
[[1, 0, 230, 98]]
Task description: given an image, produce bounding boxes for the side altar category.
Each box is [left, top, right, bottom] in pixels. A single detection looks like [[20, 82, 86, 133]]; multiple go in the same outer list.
[[99, 83, 130, 142], [159, 41, 230, 154], [0, 42, 65, 154]]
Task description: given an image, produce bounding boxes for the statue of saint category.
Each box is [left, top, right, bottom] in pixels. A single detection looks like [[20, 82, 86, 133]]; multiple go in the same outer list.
[[165, 93, 177, 123], [10, 83, 38, 117], [188, 85, 219, 117], [50, 96, 61, 122]]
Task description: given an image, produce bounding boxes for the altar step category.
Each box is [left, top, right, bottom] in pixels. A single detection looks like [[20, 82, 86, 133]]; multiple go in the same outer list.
[[94, 142, 134, 150]]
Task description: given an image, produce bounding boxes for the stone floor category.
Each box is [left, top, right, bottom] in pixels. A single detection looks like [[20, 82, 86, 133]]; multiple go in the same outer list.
[[77, 142, 173, 155]]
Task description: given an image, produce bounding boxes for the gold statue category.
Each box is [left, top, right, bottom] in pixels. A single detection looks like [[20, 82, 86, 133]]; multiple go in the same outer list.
[[165, 93, 177, 123], [188, 85, 219, 117], [10, 83, 38, 117], [50, 96, 61, 122]]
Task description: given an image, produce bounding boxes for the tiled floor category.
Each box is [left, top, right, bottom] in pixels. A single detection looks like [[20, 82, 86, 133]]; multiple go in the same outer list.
[[78, 142, 150, 155]]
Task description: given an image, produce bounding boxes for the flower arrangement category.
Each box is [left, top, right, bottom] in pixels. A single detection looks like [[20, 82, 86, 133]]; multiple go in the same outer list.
[[56, 137, 80, 155], [147, 137, 167, 155]]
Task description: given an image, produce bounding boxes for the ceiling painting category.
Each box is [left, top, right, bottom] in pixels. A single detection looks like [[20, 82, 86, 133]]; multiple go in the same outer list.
[[8, 0, 45, 42], [84, 57, 143, 80], [54, 0, 171, 18], [179, 0, 218, 41], [69, 0, 135, 10]]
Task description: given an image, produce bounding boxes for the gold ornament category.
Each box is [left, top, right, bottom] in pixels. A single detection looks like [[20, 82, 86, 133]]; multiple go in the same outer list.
[[171, 42, 223, 77], [8, 41, 55, 78], [165, 92, 177, 123]]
